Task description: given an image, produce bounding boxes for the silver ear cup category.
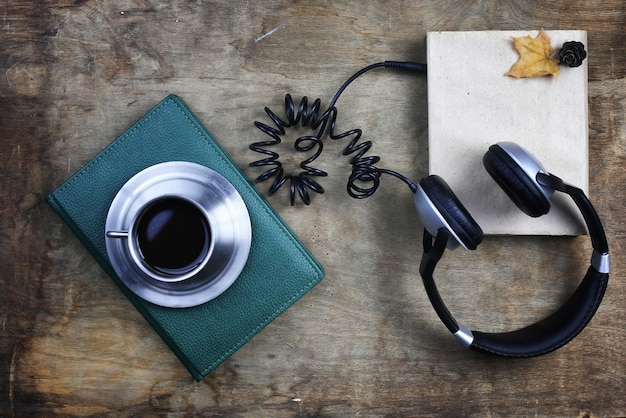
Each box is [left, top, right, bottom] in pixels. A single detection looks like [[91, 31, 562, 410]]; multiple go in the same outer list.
[[483, 142, 554, 217], [414, 175, 484, 250], [496, 142, 550, 188], [414, 185, 465, 250]]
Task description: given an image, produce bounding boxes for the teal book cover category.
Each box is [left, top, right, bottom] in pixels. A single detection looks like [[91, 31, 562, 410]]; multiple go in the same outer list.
[[47, 95, 324, 381]]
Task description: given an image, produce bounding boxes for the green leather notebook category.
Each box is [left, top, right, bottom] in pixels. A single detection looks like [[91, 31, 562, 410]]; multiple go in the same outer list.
[[47, 94, 324, 381]]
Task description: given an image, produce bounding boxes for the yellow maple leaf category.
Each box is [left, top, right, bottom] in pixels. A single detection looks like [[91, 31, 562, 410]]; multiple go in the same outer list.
[[506, 29, 560, 79]]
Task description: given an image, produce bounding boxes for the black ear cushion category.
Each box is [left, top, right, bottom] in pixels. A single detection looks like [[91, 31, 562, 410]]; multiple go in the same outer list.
[[483, 145, 550, 217], [420, 175, 484, 250]]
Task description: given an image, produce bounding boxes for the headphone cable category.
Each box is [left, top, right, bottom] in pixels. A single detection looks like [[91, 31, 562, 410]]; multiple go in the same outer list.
[[250, 61, 426, 205]]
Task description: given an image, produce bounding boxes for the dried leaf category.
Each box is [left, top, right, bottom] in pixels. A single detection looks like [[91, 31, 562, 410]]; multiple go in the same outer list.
[[506, 29, 560, 79]]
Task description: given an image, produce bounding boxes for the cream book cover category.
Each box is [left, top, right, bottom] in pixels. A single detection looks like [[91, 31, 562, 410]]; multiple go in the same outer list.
[[427, 30, 588, 235]]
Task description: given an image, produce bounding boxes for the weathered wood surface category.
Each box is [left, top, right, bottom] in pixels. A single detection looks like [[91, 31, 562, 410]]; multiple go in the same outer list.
[[1, 1, 625, 416]]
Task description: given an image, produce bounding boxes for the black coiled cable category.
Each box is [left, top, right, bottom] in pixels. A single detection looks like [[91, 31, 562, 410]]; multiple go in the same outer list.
[[250, 61, 427, 205]]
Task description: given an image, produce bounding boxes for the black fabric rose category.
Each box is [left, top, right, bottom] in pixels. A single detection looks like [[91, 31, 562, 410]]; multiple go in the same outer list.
[[559, 41, 587, 67]]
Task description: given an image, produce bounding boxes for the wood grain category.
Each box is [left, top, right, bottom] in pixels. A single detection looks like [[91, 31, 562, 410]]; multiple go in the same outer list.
[[1, 0, 625, 416]]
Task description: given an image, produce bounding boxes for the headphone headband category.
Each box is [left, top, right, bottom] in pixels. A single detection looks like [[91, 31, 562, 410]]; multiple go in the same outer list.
[[419, 173, 610, 357]]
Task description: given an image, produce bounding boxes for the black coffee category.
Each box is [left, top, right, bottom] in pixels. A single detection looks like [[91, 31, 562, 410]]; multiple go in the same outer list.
[[136, 197, 210, 275]]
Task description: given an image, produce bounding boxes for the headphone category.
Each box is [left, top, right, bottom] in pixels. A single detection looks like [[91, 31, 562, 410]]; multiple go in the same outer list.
[[414, 141, 610, 357], [250, 62, 609, 356]]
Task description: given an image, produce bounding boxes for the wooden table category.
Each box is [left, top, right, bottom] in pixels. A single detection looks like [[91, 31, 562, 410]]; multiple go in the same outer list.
[[2, 1, 624, 416]]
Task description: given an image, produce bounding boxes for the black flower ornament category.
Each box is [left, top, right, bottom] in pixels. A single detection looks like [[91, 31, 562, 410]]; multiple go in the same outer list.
[[559, 41, 587, 68]]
